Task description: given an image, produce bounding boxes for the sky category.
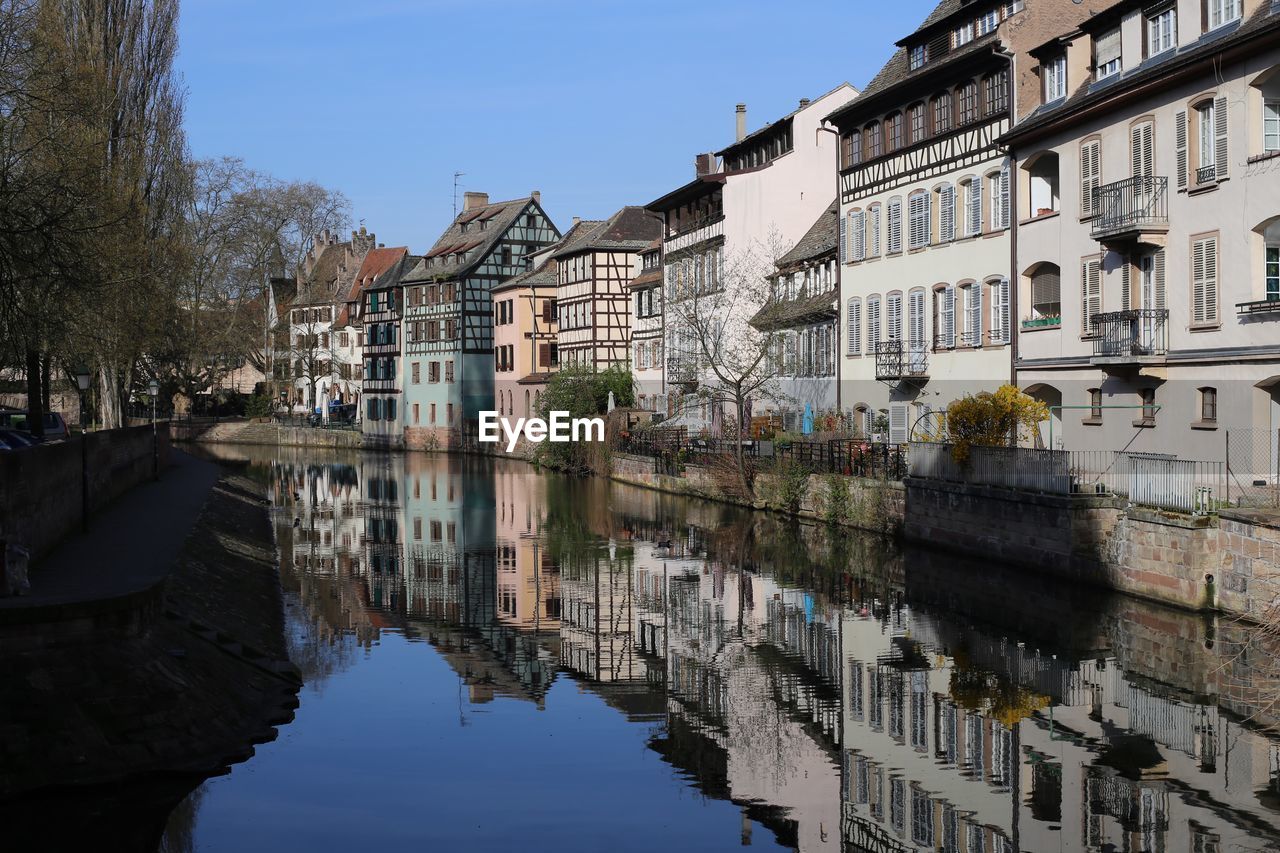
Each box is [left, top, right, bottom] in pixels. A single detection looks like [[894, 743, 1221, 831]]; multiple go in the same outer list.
[[178, 0, 938, 252]]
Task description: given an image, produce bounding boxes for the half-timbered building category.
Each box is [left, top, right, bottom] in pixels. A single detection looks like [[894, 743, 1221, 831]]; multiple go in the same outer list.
[[361, 254, 415, 446], [334, 244, 407, 412], [750, 201, 840, 430], [1007, 0, 1280, 462], [830, 0, 1109, 443], [628, 239, 665, 412], [400, 192, 560, 450], [552, 206, 662, 372], [647, 86, 858, 432]]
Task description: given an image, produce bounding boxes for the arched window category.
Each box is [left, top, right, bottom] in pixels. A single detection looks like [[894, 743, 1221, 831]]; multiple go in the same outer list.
[[1028, 263, 1062, 322], [1198, 387, 1218, 424], [867, 295, 882, 345], [987, 277, 1011, 344], [934, 184, 956, 242]]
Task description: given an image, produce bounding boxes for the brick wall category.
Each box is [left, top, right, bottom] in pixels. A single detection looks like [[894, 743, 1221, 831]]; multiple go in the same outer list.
[[0, 424, 172, 561]]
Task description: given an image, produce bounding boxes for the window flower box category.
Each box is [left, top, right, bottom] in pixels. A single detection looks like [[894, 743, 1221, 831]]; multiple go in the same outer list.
[[1021, 316, 1062, 329]]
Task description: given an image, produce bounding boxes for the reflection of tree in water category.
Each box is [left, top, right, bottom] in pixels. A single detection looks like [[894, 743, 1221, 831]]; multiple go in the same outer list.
[[158, 784, 205, 853]]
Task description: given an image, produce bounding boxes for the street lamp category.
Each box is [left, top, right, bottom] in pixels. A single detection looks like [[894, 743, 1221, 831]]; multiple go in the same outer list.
[[73, 365, 91, 531], [148, 378, 160, 480]]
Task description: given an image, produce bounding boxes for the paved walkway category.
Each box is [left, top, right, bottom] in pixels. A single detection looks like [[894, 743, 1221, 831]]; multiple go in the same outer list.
[[0, 448, 221, 615]]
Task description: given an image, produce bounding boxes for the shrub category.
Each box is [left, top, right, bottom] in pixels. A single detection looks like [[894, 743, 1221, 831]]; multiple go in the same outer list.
[[822, 474, 851, 526], [245, 394, 272, 419], [945, 384, 1048, 465], [771, 457, 812, 515]]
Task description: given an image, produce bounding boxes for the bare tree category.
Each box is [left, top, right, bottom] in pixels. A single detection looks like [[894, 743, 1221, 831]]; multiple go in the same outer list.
[[665, 236, 790, 499]]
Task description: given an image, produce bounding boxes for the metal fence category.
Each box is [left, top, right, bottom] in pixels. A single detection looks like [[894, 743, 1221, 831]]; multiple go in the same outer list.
[[1069, 451, 1226, 514], [272, 412, 361, 431], [774, 440, 906, 480], [909, 442, 1071, 494], [1226, 428, 1280, 507]]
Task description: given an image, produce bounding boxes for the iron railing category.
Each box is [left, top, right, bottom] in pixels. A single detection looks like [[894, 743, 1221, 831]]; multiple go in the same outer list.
[[875, 340, 929, 381], [1069, 451, 1224, 514], [1091, 176, 1168, 239], [1195, 164, 1217, 184], [666, 357, 698, 385], [1090, 309, 1168, 359], [774, 440, 906, 480]]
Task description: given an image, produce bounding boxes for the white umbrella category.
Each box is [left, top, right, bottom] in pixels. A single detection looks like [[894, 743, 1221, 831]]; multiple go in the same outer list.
[[606, 390, 615, 413]]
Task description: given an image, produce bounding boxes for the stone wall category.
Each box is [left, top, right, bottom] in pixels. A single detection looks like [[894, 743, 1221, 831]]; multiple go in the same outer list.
[[1216, 510, 1280, 620], [0, 424, 172, 561]]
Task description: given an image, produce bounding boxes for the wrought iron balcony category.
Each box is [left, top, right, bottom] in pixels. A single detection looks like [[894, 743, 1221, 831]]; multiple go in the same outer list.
[[1090, 176, 1168, 243], [666, 357, 698, 386], [875, 340, 929, 381], [1090, 309, 1169, 363], [1195, 164, 1217, 184]]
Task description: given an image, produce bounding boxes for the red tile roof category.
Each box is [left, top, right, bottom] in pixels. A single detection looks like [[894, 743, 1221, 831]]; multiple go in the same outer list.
[[336, 246, 408, 326]]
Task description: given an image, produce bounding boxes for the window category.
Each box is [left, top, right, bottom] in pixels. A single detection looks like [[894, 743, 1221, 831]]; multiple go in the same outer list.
[[985, 71, 1008, 115], [1095, 28, 1122, 80], [411, 362, 420, 384], [976, 9, 999, 36], [1267, 245, 1280, 300], [910, 44, 928, 70], [850, 210, 866, 261], [991, 163, 1010, 230], [887, 198, 903, 253], [960, 283, 983, 345], [1192, 235, 1219, 324], [1265, 99, 1280, 153], [938, 284, 956, 348], [867, 295, 882, 345], [1199, 387, 1218, 423], [1044, 55, 1067, 102], [937, 184, 956, 242], [1088, 388, 1103, 421], [887, 112, 904, 152], [954, 22, 974, 47], [963, 176, 983, 236], [908, 192, 930, 249], [1081, 257, 1103, 334], [1207, 0, 1241, 30], [989, 278, 1010, 343], [933, 93, 952, 133], [1139, 388, 1157, 423], [847, 298, 862, 355], [849, 130, 862, 166], [868, 205, 882, 257], [886, 292, 903, 342], [908, 103, 926, 144], [445, 360, 455, 382], [1147, 8, 1175, 56], [428, 361, 440, 383], [958, 81, 979, 125], [1028, 152, 1060, 215], [1030, 264, 1062, 319], [1080, 139, 1101, 217], [1197, 101, 1216, 176], [866, 121, 882, 159]]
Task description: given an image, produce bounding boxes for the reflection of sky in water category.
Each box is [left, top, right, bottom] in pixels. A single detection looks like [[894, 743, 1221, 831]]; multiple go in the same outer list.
[[177, 446, 1280, 853]]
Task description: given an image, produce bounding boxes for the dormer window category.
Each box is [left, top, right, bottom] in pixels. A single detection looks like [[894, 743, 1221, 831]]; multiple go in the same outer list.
[[1147, 7, 1175, 56], [1095, 28, 1121, 80], [1044, 54, 1067, 102], [909, 44, 927, 71], [1207, 0, 1241, 31], [976, 9, 999, 37], [954, 22, 974, 48]]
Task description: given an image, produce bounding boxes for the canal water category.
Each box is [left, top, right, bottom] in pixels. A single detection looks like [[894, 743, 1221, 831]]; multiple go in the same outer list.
[[163, 445, 1280, 852]]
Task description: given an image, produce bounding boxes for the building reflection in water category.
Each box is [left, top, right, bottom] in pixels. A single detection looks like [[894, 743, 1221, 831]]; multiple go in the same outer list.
[[248, 448, 1280, 852]]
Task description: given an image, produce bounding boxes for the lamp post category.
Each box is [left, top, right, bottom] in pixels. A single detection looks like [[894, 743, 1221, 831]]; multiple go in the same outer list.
[[148, 378, 159, 480], [74, 365, 91, 531]]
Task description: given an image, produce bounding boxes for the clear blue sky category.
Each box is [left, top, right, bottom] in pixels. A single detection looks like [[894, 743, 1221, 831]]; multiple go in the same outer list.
[[178, 0, 937, 252]]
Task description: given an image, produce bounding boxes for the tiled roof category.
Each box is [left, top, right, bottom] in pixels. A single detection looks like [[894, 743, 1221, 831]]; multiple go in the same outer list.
[[295, 241, 349, 305], [1007, 6, 1280, 143], [367, 254, 419, 292], [749, 287, 839, 332], [551, 207, 661, 258], [775, 201, 838, 270], [627, 267, 662, 289], [336, 246, 408, 326], [492, 218, 598, 294], [406, 195, 545, 283]]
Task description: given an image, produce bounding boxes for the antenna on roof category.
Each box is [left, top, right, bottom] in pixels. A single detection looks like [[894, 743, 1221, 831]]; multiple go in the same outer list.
[[452, 171, 465, 221]]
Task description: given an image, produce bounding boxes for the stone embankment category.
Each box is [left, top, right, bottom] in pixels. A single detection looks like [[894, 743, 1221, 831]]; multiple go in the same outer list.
[[0, 465, 300, 847], [193, 419, 363, 449]]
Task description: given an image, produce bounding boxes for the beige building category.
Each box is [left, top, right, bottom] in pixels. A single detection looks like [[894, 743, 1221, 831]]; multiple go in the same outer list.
[[1008, 0, 1280, 470], [628, 239, 665, 412], [831, 0, 1110, 443]]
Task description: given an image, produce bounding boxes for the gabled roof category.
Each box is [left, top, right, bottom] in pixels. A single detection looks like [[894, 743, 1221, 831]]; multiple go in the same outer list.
[[295, 241, 350, 306], [774, 201, 838, 270], [551, 207, 660, 259], [492, 217, 597, 294], [406, 195, 548, 283], [336, 246, 408, 326], [367, 254, 419, 293], [715, 82, 857, 158]]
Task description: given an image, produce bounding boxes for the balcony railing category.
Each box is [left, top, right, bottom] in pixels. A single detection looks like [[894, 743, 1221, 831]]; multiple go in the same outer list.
[[1195, 164, 1217, 184], [667, 357, 698, 385], [875, 340, 929, 381], [1090, 309, 1169, 361], [1091, 176, 1168, 240]]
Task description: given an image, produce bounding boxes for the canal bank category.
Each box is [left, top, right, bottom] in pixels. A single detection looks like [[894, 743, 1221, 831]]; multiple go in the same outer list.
[[0, 454, 300, 850]]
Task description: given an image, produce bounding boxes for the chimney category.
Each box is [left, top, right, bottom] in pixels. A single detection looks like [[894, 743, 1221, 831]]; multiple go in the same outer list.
[[735, 103, 747, 142], [531, 190, 541, 204], [694, 153, 715, 177], [799, 98, 811, 109], [572, 216, 581, 227], [463, 191, 489, 211]]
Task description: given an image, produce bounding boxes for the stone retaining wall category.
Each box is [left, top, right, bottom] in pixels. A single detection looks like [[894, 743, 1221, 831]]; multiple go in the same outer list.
[[0, 424, 171, 561]]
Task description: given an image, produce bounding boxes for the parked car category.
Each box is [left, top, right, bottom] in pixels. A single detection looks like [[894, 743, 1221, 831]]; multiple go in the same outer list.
[[0, 411, 69, 441], [0, 428, 40, 450]]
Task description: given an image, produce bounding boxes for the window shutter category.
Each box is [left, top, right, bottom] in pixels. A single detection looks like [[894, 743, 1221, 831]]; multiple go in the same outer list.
[[968, 176, 983, 236], [924, 191, 933, 244], [840, 213, 848, 262], [943, 284, 956, 348], [1080, 140, 1100, 217], [847, 299, 861, 355], [539, 343, 549, 367], [1175, 111, 1188, 190], [970, 282, 983, 344], [888, 199, 903, 253], [909, 290, 925, 348], [1193, 237, 1218, 324], [999, 162, 1011, 229], [888, 293, 903, 341], [853, 211, 866, 260], [1082, 258, 1102, 333], [869, 206, 881, 256], [1121, 260, 1131, 312], [1130, 123, 1154, 177], [889, 404, 908, 445], [1153, 249, 1166, 311], [868, 298, 881, 344], [1214, 95, 1229, 180], [939, 185, 955, 242]]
